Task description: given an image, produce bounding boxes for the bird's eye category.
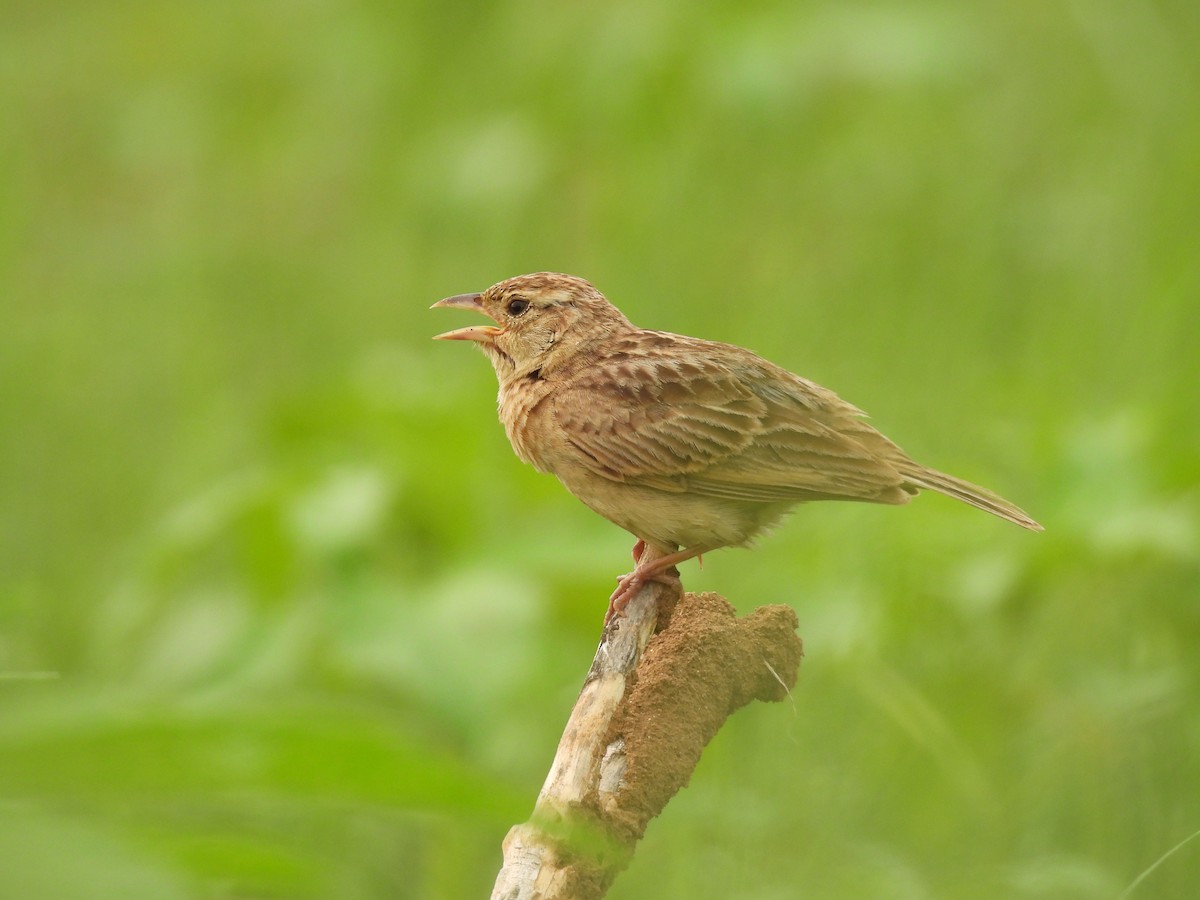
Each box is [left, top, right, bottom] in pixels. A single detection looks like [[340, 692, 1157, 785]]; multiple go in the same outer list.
[[507, 297, 530, 317]]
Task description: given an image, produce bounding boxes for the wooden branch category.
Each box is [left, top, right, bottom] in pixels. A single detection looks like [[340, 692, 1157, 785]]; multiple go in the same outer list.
[[491, 578, 803, 900]]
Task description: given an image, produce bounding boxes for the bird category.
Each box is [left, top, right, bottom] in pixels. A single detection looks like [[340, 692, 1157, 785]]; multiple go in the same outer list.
[[432, 272, 1041, 620]]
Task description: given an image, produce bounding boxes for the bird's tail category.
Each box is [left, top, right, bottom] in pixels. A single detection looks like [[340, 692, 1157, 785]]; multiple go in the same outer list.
[[902, 465, 1043, 532]]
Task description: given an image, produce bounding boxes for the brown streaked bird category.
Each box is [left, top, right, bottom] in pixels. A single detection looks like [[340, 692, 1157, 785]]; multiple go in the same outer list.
[[433, 273, 1041, 620]]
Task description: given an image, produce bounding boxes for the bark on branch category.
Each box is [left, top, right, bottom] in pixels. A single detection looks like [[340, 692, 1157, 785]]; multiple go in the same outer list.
[[491, 578, 803, 899]]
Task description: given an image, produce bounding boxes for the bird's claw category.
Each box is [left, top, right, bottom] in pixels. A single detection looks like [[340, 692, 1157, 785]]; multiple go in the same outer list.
[[604, 567, 681, 624], [605, 572, 642, 624]]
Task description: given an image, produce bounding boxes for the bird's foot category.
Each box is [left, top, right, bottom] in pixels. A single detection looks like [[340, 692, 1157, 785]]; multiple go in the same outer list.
[[604, 544, 711, 624], [605, 567, 681, 624]]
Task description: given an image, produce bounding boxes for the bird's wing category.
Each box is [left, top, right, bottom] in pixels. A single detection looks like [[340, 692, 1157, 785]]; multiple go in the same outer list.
[[551, 348, 759, 481], [552, 335, 909, 503]]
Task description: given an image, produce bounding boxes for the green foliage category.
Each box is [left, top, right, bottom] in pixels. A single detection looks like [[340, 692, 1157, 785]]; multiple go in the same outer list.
[[2, 0, 1198, 896]]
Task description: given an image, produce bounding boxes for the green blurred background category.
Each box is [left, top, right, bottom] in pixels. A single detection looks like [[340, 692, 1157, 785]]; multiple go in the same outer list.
[[2, 1, 1198, 897]]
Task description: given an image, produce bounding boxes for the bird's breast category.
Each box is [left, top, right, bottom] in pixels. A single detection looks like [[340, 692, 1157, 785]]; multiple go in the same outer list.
[[497, 377, 558, 472]]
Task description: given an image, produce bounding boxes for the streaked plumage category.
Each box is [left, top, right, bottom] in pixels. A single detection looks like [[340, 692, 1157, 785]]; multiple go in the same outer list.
[[433, 272, 1041, 617]]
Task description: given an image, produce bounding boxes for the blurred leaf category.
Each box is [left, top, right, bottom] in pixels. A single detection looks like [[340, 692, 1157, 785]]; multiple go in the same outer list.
[[0, 699, 522, 817], [0, 806, 193, 900], [1007, 854, 1122, 898]]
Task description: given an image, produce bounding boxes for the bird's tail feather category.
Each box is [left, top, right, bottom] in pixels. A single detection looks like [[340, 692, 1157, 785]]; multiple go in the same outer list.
[[902, 466, 1043, 532]]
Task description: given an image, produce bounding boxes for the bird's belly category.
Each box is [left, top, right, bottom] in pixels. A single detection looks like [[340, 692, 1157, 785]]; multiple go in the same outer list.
[[560, 472, 784, 551]]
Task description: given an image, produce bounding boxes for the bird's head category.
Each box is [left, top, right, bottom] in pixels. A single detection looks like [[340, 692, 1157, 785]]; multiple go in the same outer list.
[[432, 272, 633, 381]]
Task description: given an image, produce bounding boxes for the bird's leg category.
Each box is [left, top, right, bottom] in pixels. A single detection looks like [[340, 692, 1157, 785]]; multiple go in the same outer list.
[[631, 538, 646, 563], [605, 544, 710, 623]]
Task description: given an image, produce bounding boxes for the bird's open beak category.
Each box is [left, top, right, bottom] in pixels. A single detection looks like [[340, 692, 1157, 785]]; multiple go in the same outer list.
[[430, 292, 503, 342]]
